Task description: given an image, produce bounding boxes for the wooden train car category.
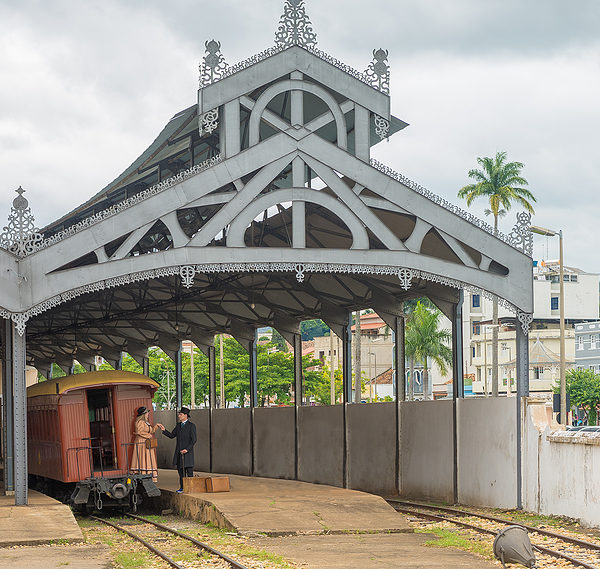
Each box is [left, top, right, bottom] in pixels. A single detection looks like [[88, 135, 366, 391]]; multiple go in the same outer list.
[[27, 370, 161, 510]]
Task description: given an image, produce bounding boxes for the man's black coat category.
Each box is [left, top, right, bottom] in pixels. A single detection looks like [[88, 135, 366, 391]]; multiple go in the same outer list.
[[162, 420, 197, 468]]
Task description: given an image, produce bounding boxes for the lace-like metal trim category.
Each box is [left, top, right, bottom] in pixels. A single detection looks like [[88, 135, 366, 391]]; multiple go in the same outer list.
[[31, 155, 222, 253], [0, 187, 43, 258], [199, 109, 219, 135], [365, 49, 390, 95], [218, 44, 383, 93], [274, 0, 317, 49], [0, 261, 526, 335], [517, 311, 534, 335], [199, 40, 228, 87], [374, 115, 390, 140], [509, 211, 533, 257], [369, 158, 533, 256]]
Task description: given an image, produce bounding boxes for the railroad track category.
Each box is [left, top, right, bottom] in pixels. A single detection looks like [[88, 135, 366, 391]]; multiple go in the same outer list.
[[90, 513, 250, 569], [387, 499, 600, 569]]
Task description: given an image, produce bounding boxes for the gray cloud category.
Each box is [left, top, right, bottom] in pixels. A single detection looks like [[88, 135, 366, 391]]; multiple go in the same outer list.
[[0, 0, 598, 272]]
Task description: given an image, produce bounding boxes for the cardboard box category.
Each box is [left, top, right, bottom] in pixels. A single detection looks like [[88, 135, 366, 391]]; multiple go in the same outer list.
[[182, 476, 208, 493], [206, 476, 230, 493]]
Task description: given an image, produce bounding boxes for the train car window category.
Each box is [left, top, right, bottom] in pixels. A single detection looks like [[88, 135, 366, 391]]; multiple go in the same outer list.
[[87, 388, 117, 472]]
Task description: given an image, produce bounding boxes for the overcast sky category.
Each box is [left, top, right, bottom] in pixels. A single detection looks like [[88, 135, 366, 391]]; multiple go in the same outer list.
[[1, 0, 599, 272]]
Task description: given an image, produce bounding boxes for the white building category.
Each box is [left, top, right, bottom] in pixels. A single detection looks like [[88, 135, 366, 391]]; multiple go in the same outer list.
[[463, 260, 599, 395]]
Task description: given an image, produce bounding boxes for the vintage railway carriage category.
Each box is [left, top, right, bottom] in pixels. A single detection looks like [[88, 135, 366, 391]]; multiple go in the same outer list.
[[27, 370, 161, 510]]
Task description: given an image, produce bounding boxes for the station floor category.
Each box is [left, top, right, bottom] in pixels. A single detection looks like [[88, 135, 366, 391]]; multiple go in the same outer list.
[[0, 470, 497, 568]]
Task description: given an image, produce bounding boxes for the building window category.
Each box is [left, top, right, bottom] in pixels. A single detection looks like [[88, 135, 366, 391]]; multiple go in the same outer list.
[[571, 275, 578, 282], [472, 294, 481, 308], [551, 297, 559, 310], [476, 343, 481, 357], [472, 321, 481, 335], [472, 346, 476, 358], [591, 335, 598, 350], [534, 367, 543, 379], [577, 336, 584, 350]]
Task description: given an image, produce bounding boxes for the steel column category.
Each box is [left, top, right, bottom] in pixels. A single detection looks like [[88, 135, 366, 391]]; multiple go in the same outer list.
[[142, 356, 149, 377], [342, 313, 352, 488], [249, 332, 258, 476], [11, 323, 27, 505], [394, 316, 405, 496], [452, 291, 465, 504], [2, 320, 14, 496], [516, 321, 530, 510], [293, 334, 303, 480], [208, 344, 216, 473]]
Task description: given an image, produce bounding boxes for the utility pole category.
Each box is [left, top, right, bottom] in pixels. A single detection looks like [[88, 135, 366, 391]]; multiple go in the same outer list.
[[353, 311, 361, 403], [219, 334, 225, 408]]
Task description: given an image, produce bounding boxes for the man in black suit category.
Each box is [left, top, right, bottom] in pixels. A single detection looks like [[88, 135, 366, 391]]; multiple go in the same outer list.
[[158, 407, 197, 493]]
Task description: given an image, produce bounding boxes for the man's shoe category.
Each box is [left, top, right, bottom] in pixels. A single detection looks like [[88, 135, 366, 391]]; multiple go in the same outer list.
[[176, 488, 184, 493]]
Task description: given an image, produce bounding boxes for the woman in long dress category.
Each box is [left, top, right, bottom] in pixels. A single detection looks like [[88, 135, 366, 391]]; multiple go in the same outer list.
[[130, 406, 163, 482]]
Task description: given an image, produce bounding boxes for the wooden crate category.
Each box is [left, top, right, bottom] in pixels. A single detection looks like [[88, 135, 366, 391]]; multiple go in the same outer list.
[[182, 476, 208, 493], [206, 476, 230, 493]]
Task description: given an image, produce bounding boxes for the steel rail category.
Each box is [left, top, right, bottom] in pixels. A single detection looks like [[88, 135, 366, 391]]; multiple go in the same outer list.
[[390, 499, 600, 552], [89, 515, 184, 569], [389, 504, 598, 569], [125, 513, 250, 569]]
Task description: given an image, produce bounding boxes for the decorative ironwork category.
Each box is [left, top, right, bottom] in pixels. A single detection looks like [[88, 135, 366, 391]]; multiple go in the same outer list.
[[365, 49, 390, 95], [199, 40, 228, 87], [35, 155, 222, 252], [0, 261, 528, 336], [180, 265, 196, 288], [220, 44, 373, 90], [368, 158, 530, 251], [274, 0, 317, 49], [0, 187, 43, 257], [199, 109, 219, 135], [397, 268, 412, 290], [295, 263, 306, 282], [374, 115, 390, 140], [508, 211, 533, 257], [517, 311, 534, 335]]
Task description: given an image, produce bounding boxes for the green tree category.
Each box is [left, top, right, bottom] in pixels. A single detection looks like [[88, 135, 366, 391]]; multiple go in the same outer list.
[[300, 319, 330, 341], [555, 369, 600, 425], [405, 301, 452, 400], [458, 151, 535, 397]]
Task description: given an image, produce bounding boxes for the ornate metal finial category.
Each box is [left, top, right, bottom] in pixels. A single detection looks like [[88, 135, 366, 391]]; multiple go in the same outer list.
[[509, 211, 533, 257], [0, 186, 43, 257], [365, 48, 390, 94], [199, 39, 228, 87], [274, 0, 317, 49]]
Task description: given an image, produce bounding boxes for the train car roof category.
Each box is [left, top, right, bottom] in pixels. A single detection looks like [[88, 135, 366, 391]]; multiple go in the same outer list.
[[27, 370, 159, 397]]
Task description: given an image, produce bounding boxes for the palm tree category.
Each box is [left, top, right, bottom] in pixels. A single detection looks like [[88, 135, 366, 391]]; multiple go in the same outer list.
[[458, 151, 535, 396], [405, 301, 453, 400]]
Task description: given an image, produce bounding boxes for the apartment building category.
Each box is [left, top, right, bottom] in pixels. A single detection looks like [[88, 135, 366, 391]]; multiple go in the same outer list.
[[463, 261, 599, 395]]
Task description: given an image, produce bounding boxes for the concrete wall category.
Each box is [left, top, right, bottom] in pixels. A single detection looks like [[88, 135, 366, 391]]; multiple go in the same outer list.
[[212, 408, 251, 476], [524, 399, 600, 527], [347, 402, 396, 494], [400, 400, 453, 502], [298, 405, 344, 487], [458, 397, 517, 508], [254, 407, 295, 479]]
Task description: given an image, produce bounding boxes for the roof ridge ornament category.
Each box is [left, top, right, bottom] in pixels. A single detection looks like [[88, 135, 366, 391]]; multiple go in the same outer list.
[[0, 186, 43, 257], [199, 40, 228, 87], [274, 0, 317, 49], [365, 48, 390, 95]]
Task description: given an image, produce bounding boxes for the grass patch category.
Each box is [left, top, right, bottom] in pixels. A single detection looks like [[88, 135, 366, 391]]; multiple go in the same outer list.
[[415, 527, 493, 559], [114, 550, 153, 568]]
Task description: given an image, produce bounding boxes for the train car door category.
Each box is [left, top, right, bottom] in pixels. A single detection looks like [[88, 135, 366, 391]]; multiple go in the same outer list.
[[86, 388, 117, 473]]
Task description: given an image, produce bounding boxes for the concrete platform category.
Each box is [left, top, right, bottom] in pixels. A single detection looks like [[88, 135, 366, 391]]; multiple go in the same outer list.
[[154, 469, 411, 536], [0, 490, 83, 546]]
